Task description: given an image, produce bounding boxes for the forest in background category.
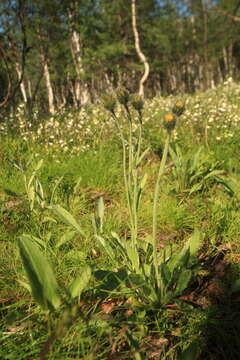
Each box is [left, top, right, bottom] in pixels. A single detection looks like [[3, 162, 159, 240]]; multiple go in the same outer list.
[[0, 0, 240, 114]]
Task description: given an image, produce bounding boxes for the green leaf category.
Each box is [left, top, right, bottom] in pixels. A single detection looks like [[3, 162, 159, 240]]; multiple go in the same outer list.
[[95, 235, 116, 264], [17, 279, 31, 292], [184, 229, 202, 259], [49, 205, 85, 237], [136, 173, 148, 211], [34, 159, 43, 172], [175, 269, 192, 296], [73, 176, 82, 195], [95, 197, 104, 233], [167, 247, 190, 274], [21, 234, 46, 250], [42, 216, 57, 224], [204, 169, 224, 180], [68, 265, 91, 298], [136, 147, 150, 166], [97, 197, 104, 222], [50, 176, 64, 204], [56, 230, 76, 249], [18, 235, 61, 311], [160, 263, 171, 286]]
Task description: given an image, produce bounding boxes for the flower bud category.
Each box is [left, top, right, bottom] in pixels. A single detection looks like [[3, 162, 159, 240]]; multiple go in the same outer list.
[[163, 113, 176, 132], [172, 101, 185, 117], [116, 88, 130, 106], [102, 94, 116, 114], [130, 94, 144, 112]]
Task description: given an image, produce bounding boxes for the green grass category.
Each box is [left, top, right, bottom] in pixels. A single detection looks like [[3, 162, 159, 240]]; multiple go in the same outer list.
[[1, 82, 240, 359]]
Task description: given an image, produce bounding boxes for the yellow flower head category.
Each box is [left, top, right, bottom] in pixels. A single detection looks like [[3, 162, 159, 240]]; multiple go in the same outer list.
[[163, 113, 176, 132], [172, 101, 185, 117]]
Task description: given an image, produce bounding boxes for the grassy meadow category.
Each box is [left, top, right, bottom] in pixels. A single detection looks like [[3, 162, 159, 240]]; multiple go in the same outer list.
[[2, 79, 240, 359]]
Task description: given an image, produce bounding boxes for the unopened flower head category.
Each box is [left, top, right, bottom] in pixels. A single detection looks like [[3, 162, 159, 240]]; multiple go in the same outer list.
[[163, 113, 176, 132], [131, 94, 144, 112], [116, 88, 130, 106], [102, 94, 116, 114], [172, 101, 185, 117]]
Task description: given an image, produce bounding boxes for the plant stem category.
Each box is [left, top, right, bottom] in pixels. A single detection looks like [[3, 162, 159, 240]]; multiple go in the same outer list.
[[152, 133, 170, 289], [112, 113, 134, 234]]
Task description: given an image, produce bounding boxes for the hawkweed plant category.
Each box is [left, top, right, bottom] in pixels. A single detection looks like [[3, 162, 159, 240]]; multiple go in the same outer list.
[[102, 93, 199, 305], [103, 90, 145, 273]]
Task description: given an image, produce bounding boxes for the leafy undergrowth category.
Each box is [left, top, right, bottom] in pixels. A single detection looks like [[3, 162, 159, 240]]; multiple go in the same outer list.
[[1, 247, 240, 359], [2, 82, 240, 359]]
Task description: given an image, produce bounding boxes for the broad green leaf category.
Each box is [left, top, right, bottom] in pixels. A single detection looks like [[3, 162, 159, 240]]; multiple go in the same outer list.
[[175, 269, 192, 296], [125, 243, 140, 272], [160, 264, 171, 286], [21, 234, 46, 250], [68, 265, 91, 298], [50, 205, 85, 236], [56, 230, 76, 249], [167, 247, 190, 274], [18, 235, 61, 311]]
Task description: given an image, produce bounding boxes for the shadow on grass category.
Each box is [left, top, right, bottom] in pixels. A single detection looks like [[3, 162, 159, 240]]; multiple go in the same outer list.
[[189, 249, 240, 360]]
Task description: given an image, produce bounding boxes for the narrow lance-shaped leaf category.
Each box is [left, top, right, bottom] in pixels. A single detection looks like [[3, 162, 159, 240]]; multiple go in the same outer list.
[[18, 235, 61, 311], [96, 197, 104, 233], [49, 205, 85, 237]]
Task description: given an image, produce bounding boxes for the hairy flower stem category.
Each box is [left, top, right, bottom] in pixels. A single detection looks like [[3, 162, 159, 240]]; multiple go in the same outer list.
[[133, 121, 142, 244], [152, 134, 170, 290], [112, 113, 134, 234]]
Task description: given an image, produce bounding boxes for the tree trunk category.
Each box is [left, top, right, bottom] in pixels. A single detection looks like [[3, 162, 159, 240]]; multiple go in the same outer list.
[[15, 62, 28, 103], [131, 0, 150, 97], [40, 46, 55, 114], [68, 1, 89, 106]]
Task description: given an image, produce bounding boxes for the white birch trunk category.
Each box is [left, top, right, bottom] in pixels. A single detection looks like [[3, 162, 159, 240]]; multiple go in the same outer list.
[[68, 3, 89, 105], [131, 0, 150, 97], [40, 46, 55, 114], [15, 62, 28, 103]]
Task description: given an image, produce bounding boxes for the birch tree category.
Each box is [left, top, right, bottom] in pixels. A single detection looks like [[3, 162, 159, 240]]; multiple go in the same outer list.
[[131, 0, 150, 97], [68, 0, 89, 106]]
